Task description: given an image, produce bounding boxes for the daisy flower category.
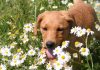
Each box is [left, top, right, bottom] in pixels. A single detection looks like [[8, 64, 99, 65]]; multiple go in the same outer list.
[[95, 23, 100, 31], [52, 6, 58, 9], [23, 23, 33, 32], [34, 47, 39, 51], [79, 47, 90, 57], [20, 54, 27, 63], [20, 54, 27, 60], [12, 54, 20, 60], [9, 42, 17, 48], [17, 48, 23, 54], [75, 41, 83, 48], [46, 62, 52, 70], [71, 26, 87, 37], [27, 49, 36, 56], [73, 53, 78, 58], [0, 47, 11, 57], [0, 64, 6, 70], [76, 26, 82, 31], [54, 61, 63, 70], [76, 28, 87, 37], [68, 3, 73, 8], [64, 66, 72, 70], [20, 34, 29, 43], [10, 59, 21, 66], [70, 26, 78, 34], [38, 50, 46, 58], [53, 46, 62, 55], [29, 65, 38, 70], [61, 41, 70, 49], [58, 52, 71, 64], [61, 0, 68, 5], [86, 28, 94, 36], [38, 56, 46, 65]]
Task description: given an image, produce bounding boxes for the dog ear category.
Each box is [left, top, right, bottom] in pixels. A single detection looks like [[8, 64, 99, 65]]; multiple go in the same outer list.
[[60, 11, 75, 27], [33, 14, 43, 35], [33, 11, 49, 35]]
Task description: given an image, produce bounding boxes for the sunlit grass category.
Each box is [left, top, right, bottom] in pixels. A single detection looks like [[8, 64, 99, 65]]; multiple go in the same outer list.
[[0, 0, 100, 70]]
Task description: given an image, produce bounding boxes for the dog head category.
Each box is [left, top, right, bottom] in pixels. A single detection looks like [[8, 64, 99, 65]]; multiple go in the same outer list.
[[34, 11, 74, 59]]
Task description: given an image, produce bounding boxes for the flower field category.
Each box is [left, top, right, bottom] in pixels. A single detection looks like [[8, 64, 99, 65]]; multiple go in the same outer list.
[[0, 0, 100, 70]]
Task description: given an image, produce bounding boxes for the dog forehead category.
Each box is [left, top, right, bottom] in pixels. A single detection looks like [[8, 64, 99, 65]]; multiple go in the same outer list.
[[40, 18, 66, 28], [42, 13, 66, 24]]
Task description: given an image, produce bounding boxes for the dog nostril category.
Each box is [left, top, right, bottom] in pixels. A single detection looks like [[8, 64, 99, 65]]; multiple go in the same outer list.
[[46, 41, 55, 48]]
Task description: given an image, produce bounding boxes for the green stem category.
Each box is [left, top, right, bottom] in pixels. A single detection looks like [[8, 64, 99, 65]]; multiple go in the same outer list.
[[85, 36, 88, 48], [35, 3, 37, 22], [85, 35, 91, 69], [86, 57, 92, 70], [90, 54, 94, 70], [85, 35, 94, 70]]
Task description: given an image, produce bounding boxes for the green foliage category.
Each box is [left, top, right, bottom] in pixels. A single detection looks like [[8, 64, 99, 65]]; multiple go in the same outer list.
[[0, 0, 100, 70]]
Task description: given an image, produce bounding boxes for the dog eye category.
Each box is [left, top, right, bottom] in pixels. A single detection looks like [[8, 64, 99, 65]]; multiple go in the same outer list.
[[57, 28, 64, 32], [42, 27, 47, 31]]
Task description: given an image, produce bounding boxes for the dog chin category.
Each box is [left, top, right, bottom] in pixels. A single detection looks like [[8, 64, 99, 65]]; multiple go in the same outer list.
[[45, 48, 56, 59]]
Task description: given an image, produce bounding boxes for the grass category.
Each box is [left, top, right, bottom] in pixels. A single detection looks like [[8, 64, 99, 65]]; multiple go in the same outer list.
[[0, 0, 100, 70]]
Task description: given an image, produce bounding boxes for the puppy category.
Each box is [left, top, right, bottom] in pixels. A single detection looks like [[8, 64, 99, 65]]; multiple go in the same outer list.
[[34, 0, 100, 60]]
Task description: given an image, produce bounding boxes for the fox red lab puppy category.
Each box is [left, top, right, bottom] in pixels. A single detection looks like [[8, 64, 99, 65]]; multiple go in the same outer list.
[[34, 0, 100, 65]]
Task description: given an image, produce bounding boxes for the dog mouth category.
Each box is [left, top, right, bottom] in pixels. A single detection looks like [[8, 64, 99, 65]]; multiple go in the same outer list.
[[45, 48, 56, 59]]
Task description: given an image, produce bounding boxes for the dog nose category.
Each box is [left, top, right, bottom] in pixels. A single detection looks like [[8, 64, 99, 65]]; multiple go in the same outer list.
[[46, 41, 55, 48]]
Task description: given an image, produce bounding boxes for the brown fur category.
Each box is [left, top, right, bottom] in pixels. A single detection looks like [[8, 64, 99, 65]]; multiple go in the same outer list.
[[34, 0, 99, 47], [33, 0, 100, 69], [68, 0, 100, 40], [34, 0, 100, 63], [34, 11, 74, 47]]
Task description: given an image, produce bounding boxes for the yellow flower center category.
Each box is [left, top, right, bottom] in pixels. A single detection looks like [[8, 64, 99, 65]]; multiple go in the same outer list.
[[5, 51, 8, 54], [81, 48, 86, 52], [80, 31, 83, 34], [57, 62, 60, 66], [39, 58, 42, 62], [40, 51, 44, 55], [56, 49, 58, 52], [87, 28, 91, 32], [75, 41, 79, 46], [61, 55, 65, 59], [26, 26, 30, 28], [62, 41, 66, 46], [10, 34, 15, 37], [13, 55, 17, 59], [47, 64, 50, 68], [30, 51, 33, 54], [17, 49, 21, 53]]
